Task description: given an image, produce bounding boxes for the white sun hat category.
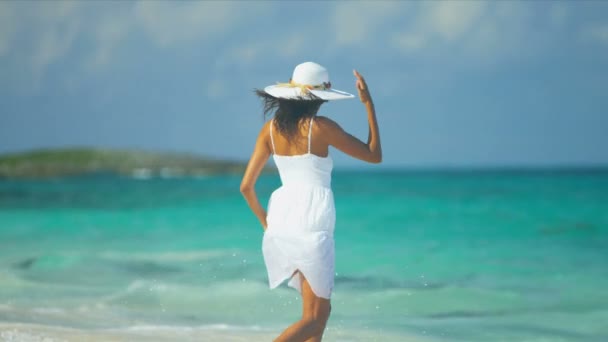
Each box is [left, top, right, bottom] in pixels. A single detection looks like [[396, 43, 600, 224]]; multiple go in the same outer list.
[[264, 62, 355, 100]]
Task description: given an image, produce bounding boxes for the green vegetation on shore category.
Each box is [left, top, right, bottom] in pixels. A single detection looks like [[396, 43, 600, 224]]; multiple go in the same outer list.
[[0, 148, 268, 179]]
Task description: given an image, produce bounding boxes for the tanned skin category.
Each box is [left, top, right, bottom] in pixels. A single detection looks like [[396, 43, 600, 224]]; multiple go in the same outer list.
[[240, 70, 381, 342]]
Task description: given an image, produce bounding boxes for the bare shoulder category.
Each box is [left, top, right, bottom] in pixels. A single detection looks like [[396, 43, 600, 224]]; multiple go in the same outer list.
[[257, 119, 271, 137], [314, 115, 343, 133], [314, 115, 347, 147], [254, 120, 272, 151]]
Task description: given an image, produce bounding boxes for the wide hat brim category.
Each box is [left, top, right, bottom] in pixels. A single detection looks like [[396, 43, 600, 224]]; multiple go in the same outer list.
[[264, 85, 355, 101]]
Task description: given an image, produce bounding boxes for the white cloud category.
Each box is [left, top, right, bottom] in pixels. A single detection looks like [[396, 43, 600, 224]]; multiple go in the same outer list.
[[87, 11, 132, 70], [1, 1, 273, 93], [333, 1, 405, 46], [133, 1, 258, 48], [422, 1, 486, 42], [391, 1, 532, 63], [23, 2, 84, 88], [391, 32, 426, 52], [582, 23, 608, 45], [0, 1, 83, 67], [391, 1, 487, 54], [461, 2, 531, 59], [0, 1, 85, 90], [0, 2, 15, 56], [35, 0, 81, 20], [215, 31, 311, 71], [277, 33, 308, 59], [31, 17, 80, 73]]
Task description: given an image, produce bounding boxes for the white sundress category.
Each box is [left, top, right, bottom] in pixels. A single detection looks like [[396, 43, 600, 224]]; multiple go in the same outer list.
[[262, 116, 336, 299]]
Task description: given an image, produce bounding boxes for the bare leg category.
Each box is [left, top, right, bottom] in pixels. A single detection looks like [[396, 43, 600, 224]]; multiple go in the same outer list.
[[273, 271, 331, 342], [302, 304, 330, 342]]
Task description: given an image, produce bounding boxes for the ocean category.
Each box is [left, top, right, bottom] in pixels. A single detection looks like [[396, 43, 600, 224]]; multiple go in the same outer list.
[[0, 170, 607, 341]]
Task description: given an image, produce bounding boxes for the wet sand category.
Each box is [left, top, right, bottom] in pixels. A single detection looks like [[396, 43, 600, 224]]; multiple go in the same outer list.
[[0, 322, 435, 342]]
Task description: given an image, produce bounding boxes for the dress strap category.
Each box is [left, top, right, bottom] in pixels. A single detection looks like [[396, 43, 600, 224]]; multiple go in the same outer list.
[[308, 116, 314, 154], [269, 119, 276, 154]]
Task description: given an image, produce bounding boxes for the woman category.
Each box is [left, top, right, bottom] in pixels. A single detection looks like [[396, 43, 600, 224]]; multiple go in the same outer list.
[[240, 61, 382, 342]]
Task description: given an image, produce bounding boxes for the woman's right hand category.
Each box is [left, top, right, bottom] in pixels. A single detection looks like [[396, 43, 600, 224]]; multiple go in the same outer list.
[[316, 69, 382, 164], [354, 69, 371, 104]]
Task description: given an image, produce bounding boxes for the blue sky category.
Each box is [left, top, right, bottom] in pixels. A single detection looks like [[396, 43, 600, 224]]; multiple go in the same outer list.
[[1, 1, 607, 168]]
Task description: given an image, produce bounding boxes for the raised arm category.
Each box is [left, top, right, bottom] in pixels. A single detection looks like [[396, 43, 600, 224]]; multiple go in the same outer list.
[[319, 70, 382, 164], [240, 122, 272, 231]]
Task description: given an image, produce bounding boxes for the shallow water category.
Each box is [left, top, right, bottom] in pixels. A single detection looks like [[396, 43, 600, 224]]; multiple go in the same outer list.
[[1, 170, 607, 341]]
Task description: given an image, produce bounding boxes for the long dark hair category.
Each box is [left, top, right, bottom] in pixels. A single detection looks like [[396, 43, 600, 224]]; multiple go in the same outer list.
[[254, 89, 327, 140]]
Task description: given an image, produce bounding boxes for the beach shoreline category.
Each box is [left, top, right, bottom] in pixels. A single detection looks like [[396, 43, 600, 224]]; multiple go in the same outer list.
[[0, 322, 434, 342]]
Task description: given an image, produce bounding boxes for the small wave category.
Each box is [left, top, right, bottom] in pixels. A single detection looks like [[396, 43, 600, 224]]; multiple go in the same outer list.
[[30, 307, 65, 315], [0, 322, 428, 342], [100, 278, 271, 306], [99, 279, 153, 302], [122, 323, 269, 332], [0, 328, 67, 342], [159, 167, 184, 179], [98, 250, 230, 263], [131, 168, 152, 179], [115, 260, 181, 276], [11, 257, 37, 270], [336, 275, 447, 290]]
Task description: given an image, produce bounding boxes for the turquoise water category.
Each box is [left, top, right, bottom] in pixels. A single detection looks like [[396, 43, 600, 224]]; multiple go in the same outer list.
[[1, 170, 607, 341]]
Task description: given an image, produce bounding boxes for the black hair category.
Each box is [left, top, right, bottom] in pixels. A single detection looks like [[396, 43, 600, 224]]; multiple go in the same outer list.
[[254, 89, 327, 140]]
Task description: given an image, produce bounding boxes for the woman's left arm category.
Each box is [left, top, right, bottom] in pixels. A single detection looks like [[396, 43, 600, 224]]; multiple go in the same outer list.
[[240, 123, 272, 231]]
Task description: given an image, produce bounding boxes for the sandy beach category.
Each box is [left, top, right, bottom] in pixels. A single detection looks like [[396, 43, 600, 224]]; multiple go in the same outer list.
[[0, 322, 435, 342]]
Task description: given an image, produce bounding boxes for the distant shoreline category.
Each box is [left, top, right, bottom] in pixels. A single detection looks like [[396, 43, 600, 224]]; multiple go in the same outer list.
[[0, 148, 273, 179], [1, 147, 605, 180], [335, 165, 608, 174]]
